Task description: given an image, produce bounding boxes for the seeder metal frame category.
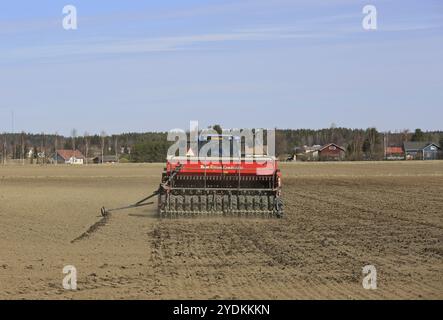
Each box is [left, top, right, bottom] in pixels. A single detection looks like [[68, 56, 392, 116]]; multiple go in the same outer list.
[[100, 160, 283, 218]]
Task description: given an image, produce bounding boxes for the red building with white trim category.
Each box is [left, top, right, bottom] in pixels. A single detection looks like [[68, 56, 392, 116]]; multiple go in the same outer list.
[[318, 143, 345, 161]]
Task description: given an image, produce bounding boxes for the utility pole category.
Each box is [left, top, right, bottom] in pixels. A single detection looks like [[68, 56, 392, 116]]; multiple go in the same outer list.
[[43, 132, 47, 165], [11, 110, 14, 133], [40, 132, 44, 165], [2, 134, 6, 165], [100, 131, 106, 164], [115, 136, 119, 163], [54, 133, 58, 166], [21, 132, 25, 165], [11, 111, 15, 162], [84, 132, 89, 166], [71, 129, 77, 164]]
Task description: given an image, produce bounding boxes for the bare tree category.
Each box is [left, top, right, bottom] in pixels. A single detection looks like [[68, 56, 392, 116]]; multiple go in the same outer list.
[[42, 132, 47, 165], [114, 136, 119, 163], [347, 131, 364, 161], [39, 132, 44, 165], [365, 127, 379, 160], [20, 132, 25, 165], [401, 129, 410, 143], [71, 129, 78, 165], [71, 129, 77, 152], [54, 132, 58, 165], [11, 134, 16, 161], [84, 132, 90, 165], [100, 131, 106, 164], [330, 123, 337, 143], [1, 134, 6, 165]]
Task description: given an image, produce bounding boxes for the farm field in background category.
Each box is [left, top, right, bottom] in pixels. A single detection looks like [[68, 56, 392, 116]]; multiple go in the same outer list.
[[0, 161, 442, 299]]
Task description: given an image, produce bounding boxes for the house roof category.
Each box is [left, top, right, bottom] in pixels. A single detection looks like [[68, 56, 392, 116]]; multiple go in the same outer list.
[[319, 143, 345, 152], [56, 149, 85, 160], [403, 142, 441, 151], [295, 145, 321, 153], [386, 147, 404, 154]]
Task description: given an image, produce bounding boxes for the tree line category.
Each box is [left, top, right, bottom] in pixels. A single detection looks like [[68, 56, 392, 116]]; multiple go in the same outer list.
[[1, 127, 442, 163], [277, 127, 442, 160]]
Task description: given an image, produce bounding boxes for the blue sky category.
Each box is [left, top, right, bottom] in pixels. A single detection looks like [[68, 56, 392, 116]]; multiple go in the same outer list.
[[0, 0, 442, 135]]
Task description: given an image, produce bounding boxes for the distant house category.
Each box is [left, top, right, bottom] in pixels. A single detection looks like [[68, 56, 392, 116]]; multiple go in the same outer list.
[[54, 149, 85, 165], [318, 143, 345, 161], [403, 142, 441, 160], [385, 146, 405, 160], [92, 155, 119, 164], [294, 145, 322, 161]]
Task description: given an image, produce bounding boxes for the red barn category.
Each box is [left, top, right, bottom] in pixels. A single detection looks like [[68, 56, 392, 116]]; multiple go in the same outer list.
[[318, 143, 345, 161], [54, 149, 85, 164], [385, 146, 405, 160]]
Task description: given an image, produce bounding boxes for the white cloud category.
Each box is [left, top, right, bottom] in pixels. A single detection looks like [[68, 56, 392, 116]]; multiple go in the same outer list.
[[1, 27, 329, 63]]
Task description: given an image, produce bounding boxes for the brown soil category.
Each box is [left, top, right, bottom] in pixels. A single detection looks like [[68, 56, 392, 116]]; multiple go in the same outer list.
[[0, 161, 442, 299]]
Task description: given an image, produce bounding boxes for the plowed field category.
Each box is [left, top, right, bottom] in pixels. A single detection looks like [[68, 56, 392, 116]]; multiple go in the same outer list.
[[0, 162, 442, 299]]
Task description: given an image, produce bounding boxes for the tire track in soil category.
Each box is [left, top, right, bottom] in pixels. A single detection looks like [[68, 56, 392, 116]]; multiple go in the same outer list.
[[285, 186, 442, 299], [288, 188, 443, 267], [279, 198, 366, 299], [149, 218, 289, 299], [225, 215, 368, 299], [282, 196, 373, 299], [206, 220, 269, 299], [290, 189, 443, 231], [148, 220, 253, 299], [227, 220, 299, 299], [338, 185, 443, 226], [231, 222, 303, 298], [335, 245, 437, 299]]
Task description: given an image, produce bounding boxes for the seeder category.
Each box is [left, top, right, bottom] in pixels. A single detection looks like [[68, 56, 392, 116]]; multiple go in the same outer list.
[[100, 134, 283, 218]]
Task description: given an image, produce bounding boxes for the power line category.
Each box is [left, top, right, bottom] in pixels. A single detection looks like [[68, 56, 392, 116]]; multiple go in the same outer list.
[[11, 110, 14, 134]]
